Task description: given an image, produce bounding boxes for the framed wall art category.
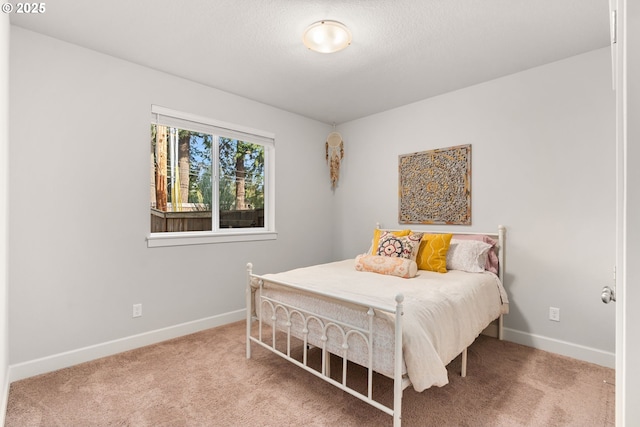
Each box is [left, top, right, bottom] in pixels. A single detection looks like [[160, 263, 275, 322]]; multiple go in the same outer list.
[[398, 144, 471, 225]]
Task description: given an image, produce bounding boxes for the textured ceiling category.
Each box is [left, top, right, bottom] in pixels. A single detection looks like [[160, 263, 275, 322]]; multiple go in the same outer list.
[[10, 0, 610, 124]]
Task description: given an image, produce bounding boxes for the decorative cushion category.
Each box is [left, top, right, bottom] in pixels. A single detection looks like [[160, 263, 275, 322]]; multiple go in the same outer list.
[[370, 229, 411, 255], [415, 233, 453, 273], [446, 239, 493, 273], [452, 234, 499, 274], [355, 255, 418, 278], [375, 231, 423, 261]]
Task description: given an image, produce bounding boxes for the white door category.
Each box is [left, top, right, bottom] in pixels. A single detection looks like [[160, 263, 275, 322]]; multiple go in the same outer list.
[[611, 1, 640, 425]]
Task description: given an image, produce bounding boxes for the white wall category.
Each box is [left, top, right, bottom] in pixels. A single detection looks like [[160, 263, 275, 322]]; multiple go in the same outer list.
[[335, 48, 616, 366], [8, 27, 335, 375], [1, 10, 10, 424]]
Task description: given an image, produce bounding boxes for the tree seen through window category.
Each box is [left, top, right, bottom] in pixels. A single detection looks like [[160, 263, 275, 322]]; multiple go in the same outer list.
[[150, 124, 265, 232]]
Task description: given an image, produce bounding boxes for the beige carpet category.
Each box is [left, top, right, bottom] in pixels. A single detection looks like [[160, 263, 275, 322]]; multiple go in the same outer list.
[[6, 321, 615, 426]]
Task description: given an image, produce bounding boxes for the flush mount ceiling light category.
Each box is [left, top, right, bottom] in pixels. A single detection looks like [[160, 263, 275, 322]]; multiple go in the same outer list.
[[303, 20, 352, 53]]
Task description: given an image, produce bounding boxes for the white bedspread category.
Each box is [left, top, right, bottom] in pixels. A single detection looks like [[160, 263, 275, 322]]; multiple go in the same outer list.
[[258, 259, 508, 392]]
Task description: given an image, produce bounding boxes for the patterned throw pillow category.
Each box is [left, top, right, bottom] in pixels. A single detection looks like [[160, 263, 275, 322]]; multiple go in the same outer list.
[[415, 233, 453, 273], [375, 231, 423, 261], [370, 229, 411, 255], [355, 254, 418, 278]]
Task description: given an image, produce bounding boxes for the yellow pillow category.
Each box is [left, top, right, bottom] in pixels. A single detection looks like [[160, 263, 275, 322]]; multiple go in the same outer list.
[[370, 229, 411, 255], [416, 233, 453, 273]]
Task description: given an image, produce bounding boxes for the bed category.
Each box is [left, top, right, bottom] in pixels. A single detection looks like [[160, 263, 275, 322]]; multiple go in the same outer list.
[[245, 226, 508, 426]]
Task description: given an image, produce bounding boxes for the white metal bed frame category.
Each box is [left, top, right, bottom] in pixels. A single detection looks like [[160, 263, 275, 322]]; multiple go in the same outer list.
[[246, 225, 505, 426]]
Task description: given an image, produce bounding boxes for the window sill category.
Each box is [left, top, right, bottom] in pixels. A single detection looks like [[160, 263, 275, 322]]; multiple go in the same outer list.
[[147, 230, 277, 248]]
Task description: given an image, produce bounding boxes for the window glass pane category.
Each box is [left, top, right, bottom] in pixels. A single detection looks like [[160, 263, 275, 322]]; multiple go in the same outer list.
[[218, 137, 265, 229], [150, 124, 213, 232]]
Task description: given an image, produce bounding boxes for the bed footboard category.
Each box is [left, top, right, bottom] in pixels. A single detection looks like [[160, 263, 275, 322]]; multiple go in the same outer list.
[[246, 262, 408, 426]]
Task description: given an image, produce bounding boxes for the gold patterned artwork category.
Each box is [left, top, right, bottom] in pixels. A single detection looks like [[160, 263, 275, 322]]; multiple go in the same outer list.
[[399, 144, 471, 225]]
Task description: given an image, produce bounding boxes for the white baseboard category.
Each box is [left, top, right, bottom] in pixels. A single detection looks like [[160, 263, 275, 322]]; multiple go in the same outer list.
[[503, 327, 615, 369], [7, 315, 614, 385], [8, 309, 246, 383]]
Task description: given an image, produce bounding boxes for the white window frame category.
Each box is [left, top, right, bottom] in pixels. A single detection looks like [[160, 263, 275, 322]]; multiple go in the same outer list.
[[147, 105, 277, 248]]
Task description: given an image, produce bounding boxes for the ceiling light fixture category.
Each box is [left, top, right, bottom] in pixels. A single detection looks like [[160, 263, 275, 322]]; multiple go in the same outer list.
[[303, 20, 352, 53]]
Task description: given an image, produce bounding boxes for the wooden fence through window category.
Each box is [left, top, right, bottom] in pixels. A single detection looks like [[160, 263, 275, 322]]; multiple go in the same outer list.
[[150, 208, 264, 232]]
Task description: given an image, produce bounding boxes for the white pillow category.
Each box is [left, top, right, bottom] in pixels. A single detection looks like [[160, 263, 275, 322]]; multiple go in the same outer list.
[[446, 239, 493, 273]]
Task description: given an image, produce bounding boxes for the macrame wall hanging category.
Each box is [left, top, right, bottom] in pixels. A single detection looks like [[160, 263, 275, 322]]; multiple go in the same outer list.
[[325, 130, 344, 189]]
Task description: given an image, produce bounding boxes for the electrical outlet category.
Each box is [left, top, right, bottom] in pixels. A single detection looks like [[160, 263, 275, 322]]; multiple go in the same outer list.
[[549, 306, 560, 322], [133, 303, 142, 318]]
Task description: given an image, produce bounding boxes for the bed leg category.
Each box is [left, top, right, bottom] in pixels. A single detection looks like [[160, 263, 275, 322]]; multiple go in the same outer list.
[[246, 262, 253, 359], [498, 314, 504, 340], [393, 294, 404, 427], [461, 348, 468, 377]]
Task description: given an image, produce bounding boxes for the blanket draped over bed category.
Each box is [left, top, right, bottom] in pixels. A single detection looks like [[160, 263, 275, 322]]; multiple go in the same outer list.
[[256, 259, 508, 392]]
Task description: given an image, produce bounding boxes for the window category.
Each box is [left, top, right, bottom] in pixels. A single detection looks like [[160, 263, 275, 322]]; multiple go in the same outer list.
[[148, 106, 276, 247]]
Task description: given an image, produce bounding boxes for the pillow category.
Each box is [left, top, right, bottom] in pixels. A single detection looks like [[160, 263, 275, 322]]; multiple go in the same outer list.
[[446, 239, 493, 273], [415, 233, 453, 273], [452, 234, 499, 274], [370, 229, 411, 255], [375, 231, 423, 261], [355, 254, 418, 278]]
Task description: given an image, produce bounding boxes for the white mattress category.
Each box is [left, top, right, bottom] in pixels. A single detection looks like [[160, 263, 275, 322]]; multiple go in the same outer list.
[[252, 259, 508, 392]]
